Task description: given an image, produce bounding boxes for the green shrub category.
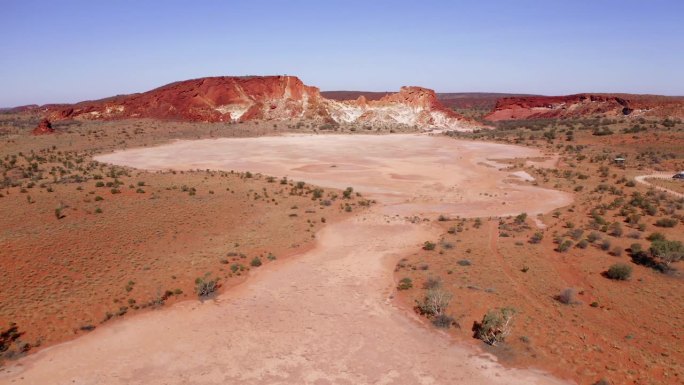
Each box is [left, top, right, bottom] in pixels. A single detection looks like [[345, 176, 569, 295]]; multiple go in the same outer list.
[[397, 277, 413, 290], [423, 241, 436, 251], [557, 240, 573, 253], [606, 263, 632, 280], [649, 239, 684, 268], [529, 232, 543, 244], [514, 213, 527, 225], [646, 232, 666, 242], [250, 257, 262, 267], [655, 218, 678, 228]]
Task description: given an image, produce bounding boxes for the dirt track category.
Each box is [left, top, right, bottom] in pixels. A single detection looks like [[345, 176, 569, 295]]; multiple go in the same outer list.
[[634, 173, 684, 198], [1, 135, 573, 385]]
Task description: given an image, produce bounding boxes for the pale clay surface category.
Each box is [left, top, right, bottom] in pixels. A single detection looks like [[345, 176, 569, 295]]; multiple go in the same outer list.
[[1, 135, 573, 385]]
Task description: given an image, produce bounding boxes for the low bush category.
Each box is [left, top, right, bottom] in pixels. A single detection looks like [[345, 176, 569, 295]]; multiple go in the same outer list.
[[397, 277, 413, 290], [655, 218, 678, 228], [423, 276, 442, 289], [606, 263, 632, 280], [557, 288, 578, 305], [529, 232, 544, 244]]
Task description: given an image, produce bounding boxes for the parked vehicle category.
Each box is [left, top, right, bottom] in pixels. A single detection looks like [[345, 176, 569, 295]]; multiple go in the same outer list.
[[673, 172, 684, 180]]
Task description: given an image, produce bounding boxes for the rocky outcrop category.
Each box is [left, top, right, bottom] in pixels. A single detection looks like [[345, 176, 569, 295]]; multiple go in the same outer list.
[[42, 76, 477, 131], [325, 86, 475, 130], [32, 118, 54, 135], [485, 94, 684, 121]]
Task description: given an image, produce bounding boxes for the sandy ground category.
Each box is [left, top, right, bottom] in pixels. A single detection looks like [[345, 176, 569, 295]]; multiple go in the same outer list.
[[1, 134, 573, 385]]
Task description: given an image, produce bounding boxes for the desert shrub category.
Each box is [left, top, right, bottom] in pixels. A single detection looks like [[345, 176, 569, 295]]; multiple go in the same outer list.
[[606, 263, 632, 280], [457, 259, 472, 266], [569, 228, 584, 241], [423, 276, 442, 289], [608, 223, 623, 237], [610, 246, 623, 257], [587, 231, 601, 243], [250, 257, 262, 267], [577, 239, 589, 249], [655, 218, 678, 228], [423, 241, 436, 251], [416, 289, 452, 317], [397, 277, 413, 290], [342, 187, 353, 199], [441, 241, 454, 250], [438, 214, 450, 222], [630, 243, 643, 253], [646, 232, 666, 242], [529, 232, 544, 244], [649, 239, 684, 268], [312, 188, 323, 199], [514, 212, 527, 225], [600, 240, 612, 251], [472, 307, 516, 345], [195, 276, 219, 298], [557, 240, 573, 253], [557, 288, 578, 305], [0, 323, 30, 359], [432, 314, 456, 329]]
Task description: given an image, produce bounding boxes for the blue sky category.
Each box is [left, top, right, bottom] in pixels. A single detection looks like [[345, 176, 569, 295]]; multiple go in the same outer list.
[[1, 0, 683, 106]]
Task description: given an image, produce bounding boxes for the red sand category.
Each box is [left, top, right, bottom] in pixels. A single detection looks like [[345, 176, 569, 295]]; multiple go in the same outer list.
[[1, 135, 573, 384]]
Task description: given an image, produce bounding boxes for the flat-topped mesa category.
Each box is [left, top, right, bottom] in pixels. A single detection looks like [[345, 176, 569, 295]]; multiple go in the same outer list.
[[485, 94, 684, 121], [48, 76, 325, 123], [41, 75, 478, 131]]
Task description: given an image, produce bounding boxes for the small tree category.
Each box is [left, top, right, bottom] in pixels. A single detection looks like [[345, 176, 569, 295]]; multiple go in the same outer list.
[[473, 308, 516, 345], [195, 276, 219, 299], [416, 289, 452, 318]]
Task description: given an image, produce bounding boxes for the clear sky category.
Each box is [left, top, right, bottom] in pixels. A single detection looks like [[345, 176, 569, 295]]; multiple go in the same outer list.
[[1, 0, 683, 106]]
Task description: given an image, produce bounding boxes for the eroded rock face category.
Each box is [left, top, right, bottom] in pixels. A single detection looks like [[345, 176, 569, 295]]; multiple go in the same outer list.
[[485, 94, 684, 121], [32, 118, 54, 135], [325, 86, 475, 130], [42, 76, 476, 131]]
